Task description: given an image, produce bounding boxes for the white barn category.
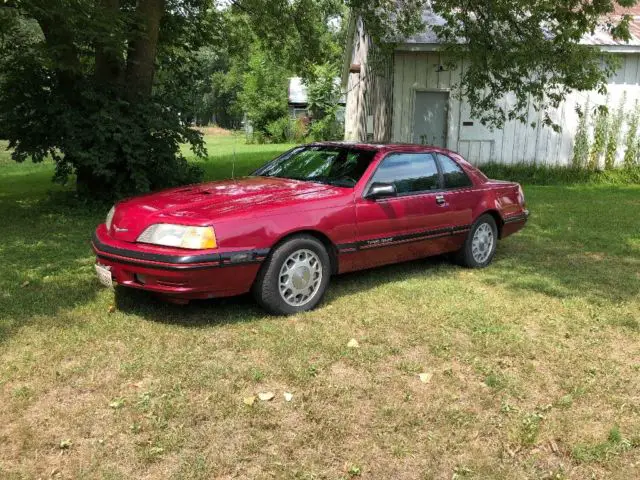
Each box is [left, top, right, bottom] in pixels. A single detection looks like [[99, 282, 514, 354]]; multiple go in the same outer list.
[[342, 7, 640, 166]]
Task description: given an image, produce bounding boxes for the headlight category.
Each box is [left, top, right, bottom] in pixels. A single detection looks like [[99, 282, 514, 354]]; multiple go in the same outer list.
[[137, 224, 217, 250], [106, 206, 116, 231]]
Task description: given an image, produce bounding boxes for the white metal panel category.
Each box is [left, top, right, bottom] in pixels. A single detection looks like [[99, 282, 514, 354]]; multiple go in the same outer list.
[[392, 54, 405, 143], [390, 52, 640, 165]]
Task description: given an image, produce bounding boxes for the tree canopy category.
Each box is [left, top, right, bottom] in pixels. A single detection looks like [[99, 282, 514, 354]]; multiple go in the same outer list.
[[430, 0, 640, 130], [1, 0, 639, 198]]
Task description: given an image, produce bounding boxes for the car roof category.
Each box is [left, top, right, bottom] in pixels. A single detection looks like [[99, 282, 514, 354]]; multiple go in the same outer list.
[[308, 141, 457, 156]]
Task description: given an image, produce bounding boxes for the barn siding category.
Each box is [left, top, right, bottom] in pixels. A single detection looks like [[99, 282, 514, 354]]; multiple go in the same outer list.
[[391, 51, 640, 166], [344, 17, 394, 142]]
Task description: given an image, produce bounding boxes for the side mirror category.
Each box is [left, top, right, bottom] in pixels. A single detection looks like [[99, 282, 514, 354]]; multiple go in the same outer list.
[[366, 182, 397, 200]]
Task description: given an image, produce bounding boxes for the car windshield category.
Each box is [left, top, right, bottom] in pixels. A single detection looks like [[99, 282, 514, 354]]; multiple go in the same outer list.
[[253, 146, 376, 188]]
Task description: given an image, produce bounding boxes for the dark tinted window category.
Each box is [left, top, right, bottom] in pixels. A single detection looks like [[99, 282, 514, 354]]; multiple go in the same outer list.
[[438, 154, 473, 189], [253, 146, 375, 188], [371, 153, 440, 194]]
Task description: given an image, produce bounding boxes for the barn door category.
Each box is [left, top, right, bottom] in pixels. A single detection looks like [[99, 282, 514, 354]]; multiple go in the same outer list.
[[413, 91, 449, 147]]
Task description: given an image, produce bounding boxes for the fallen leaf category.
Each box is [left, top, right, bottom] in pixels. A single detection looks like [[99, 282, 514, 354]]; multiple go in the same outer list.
[[149, 446, 164, 456], [243, 396, 256, 406], [418, 372, 432, 383], [21, 281, 30, 288], [284, 392, 293, 402], [109, 398, 125, 409], [258, 392, 275, 401], [347, 338, 360, 348], [108, 305, 116, 314], [348, 465, 362, 476]]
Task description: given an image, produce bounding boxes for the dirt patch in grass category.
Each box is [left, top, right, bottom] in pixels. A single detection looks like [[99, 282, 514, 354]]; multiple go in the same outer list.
[[196, 126, 235, 136]]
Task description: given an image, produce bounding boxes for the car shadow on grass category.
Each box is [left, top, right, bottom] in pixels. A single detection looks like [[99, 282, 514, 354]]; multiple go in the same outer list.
[[114, 230, 639, 329], [113, 255, 458, 326], [114, 287, 265, 327]]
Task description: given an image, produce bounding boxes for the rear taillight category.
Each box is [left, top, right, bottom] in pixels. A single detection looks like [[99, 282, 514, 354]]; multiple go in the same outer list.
[[517, 185, 526, 208]]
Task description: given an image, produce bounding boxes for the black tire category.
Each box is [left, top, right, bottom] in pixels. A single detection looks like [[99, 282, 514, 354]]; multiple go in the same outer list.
[[453, 214, 499, 268], [252, 235, 332, 315]]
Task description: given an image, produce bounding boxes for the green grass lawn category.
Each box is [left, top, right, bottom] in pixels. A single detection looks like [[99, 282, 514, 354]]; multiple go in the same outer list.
[[1, 136, 639, 479]]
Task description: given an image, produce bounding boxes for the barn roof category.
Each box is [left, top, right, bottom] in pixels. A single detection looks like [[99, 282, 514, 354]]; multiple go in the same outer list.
[[289, 77, 346, 106], [402, 7, 640, 52], [288, 77, 308, 105]]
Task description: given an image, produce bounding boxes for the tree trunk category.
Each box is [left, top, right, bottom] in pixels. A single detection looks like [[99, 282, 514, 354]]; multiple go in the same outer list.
[[125, 0, 165, 99], [95, 0, 123, 84]]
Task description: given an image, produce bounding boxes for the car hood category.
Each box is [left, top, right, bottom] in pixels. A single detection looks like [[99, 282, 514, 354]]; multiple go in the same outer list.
[[109, 177, 339, 242]]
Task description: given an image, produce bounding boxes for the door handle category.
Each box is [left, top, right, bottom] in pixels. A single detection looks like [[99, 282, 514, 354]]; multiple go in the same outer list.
[[435, 195, 446, 205]]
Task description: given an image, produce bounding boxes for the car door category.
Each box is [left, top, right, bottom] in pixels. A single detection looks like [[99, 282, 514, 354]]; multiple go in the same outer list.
[[434, 153, 482, 248], [352, 152, 455, 270]]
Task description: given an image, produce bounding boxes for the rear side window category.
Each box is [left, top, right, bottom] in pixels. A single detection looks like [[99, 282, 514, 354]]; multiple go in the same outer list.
[[437, 154, 473, 189], [371, 153, 440, 194]]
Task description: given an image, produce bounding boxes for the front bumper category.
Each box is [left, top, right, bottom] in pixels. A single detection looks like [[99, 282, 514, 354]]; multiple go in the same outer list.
[[91, 226, 267, 300]]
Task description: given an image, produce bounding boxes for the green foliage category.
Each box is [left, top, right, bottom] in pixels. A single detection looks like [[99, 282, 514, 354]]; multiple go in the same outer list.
[[258, 116, 308, 144], [228, 0, 346, 76], [307, 117, 343, 142], [238, 45, 290, 137], [306, 63, 341, 120], [432, 0, 638, 130], [0, 75, 204, 197], [265, 117, 294, 144], [572, 426, 635, 463], [0, 0, 213, 198], [185, 0, 347, 132], [572, 101, 591, 169], [606, 94, 627, 170], [590, 104, 609, 170], [305, 63, 344, 141], [623, 101, 640, 168], [210, 64, 246, 129], [479, 162, 640, 186]]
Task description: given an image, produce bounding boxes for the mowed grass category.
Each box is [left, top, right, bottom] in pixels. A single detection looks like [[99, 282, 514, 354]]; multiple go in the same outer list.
[[1, 136, 640, 479]]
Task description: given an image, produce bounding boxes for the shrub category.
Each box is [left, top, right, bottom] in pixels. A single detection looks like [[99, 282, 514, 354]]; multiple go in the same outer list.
[[605, 93, 626, 170], [572, 100, 591, 169], [0, 74, 204, 199], [265, 117, 293, 144], [292, 117, 309, 143], [305, 63, 343, 142], [479, 162, 640, 185], [308, 115, 344, 142], [589, 104, 609, 170], [623, 101, 640, 168]]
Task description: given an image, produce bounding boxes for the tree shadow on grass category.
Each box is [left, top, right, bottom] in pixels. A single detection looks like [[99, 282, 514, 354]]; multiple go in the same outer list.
[[0, 191, 106, 344], [4, 179, 637, 339]]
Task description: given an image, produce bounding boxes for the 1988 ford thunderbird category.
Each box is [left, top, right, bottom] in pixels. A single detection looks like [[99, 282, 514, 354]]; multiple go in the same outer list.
[[92, 143, 529, 315]]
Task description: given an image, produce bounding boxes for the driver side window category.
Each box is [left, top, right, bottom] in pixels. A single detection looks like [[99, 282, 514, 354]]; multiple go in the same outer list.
[[371, 153, 440, 195]]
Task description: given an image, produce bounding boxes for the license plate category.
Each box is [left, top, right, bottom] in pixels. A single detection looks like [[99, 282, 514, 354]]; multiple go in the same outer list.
[[95, 264, 113, 288]]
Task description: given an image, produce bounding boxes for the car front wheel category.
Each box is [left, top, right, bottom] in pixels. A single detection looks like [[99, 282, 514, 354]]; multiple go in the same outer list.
[[253, 235, 331, 315], [454, 214, 498, 268]]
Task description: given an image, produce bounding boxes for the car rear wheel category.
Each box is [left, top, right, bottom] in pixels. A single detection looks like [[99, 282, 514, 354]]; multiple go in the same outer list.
[[454, 214, 498, 268], [252, 235, 331, 315]]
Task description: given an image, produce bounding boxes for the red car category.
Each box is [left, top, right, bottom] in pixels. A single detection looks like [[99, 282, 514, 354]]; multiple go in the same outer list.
[[92, 143, 528, 315]]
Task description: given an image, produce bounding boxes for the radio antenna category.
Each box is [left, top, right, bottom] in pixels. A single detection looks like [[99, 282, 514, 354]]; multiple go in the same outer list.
[[232, 143, 236, 179]]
